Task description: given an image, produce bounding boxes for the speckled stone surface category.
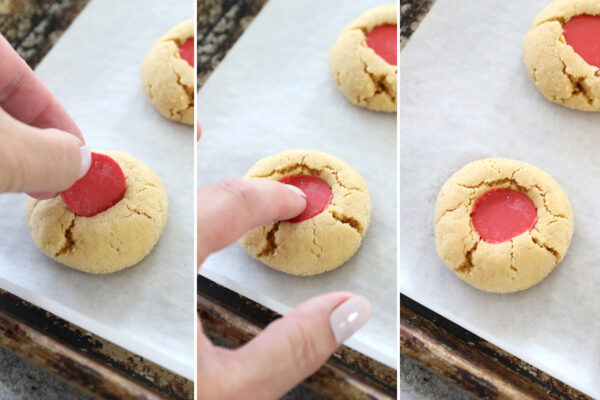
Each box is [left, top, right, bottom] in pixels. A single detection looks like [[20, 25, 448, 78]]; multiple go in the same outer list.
[[401, 356, 474, 400], [197, 0, 267, 89], [0, 0, 89, 68], [0, 346, 91, 400]]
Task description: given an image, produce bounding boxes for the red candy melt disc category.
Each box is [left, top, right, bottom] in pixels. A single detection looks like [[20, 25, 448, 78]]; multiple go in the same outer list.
[[366, 24, 398, 66], [179, 38, 195, 67], [61, 153, 127, 217], [563, 14, 600, 69], [279, 175, 333, 223], [471, 188, 538, 244]]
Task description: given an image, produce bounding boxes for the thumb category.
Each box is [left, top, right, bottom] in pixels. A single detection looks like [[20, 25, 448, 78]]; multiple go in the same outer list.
[[0, 111, 91, 194], [229, 293, 372, 399]]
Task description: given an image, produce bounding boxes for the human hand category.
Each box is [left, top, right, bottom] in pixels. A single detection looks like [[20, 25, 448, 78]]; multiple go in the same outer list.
[[0, 34, 90, 197], [197, 179, 372, 400]]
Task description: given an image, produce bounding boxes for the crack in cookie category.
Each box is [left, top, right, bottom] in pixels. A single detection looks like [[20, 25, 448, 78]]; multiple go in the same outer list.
[[257, 222, 280, 258], [330, 210, 363, 235], [54, 216, 76, 257]]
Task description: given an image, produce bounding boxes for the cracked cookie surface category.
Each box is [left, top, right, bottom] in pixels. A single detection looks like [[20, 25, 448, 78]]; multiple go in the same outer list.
[[141, 19, 194, 124], [523, 0, 600, 111], [329, 4, 397, 112], [434, 158, 574, 293], [26, 151, 168, 274], [239, 150, 372, 276]]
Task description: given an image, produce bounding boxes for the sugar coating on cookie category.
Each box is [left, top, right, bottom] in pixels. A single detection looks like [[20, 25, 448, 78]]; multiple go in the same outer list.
[[26, 151, 168, 274], [435, 158, 574, 293], [523, 0, 600, 111], [239, 150, 372, 276], [141, 19, 194, 124], [329, 4, 397, 112]]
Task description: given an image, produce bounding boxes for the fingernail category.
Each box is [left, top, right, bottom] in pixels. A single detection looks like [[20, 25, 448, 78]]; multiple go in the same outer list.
[[78, 145, 91, 180], [329, 296, 372, 345], [284, 184, 307, 198]]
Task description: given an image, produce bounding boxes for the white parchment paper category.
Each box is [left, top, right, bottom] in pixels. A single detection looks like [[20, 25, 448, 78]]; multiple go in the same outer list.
[[197, 0, 397, 367], [0, 0, 194, 379], [401, 0, 600, 397]]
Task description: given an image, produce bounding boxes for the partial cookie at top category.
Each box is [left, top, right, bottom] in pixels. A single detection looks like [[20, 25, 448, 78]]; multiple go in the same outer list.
[[523, 0, 600, 111], [434, 158, 574, 293], [329, 4, 397, 112], [26, 151, 168, 274], [141, 19, 194, 124], [239, 150, 372, 276]]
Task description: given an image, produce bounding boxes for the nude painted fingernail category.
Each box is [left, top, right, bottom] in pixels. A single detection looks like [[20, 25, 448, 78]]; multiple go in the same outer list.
[[329, 296, 372, 345], [284, 184, 307, 198], [78, 145, 91, 180]]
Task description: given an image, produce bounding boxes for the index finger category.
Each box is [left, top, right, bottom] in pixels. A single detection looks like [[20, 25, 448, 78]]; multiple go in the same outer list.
[[0, 34, 83, 141], [197, 179, 306, 268]]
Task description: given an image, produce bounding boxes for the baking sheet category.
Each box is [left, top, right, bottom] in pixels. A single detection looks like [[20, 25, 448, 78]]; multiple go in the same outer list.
[[197, 0, 397, 367], [0, 0, 194, 379], [401, 0, 599, 397]]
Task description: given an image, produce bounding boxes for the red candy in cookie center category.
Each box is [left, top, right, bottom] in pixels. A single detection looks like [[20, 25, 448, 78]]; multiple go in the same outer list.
[[61, 153, 127, 217], [279, 175, 333, 223], [470, 188, 537, 244], [366, 24, 397, 66], [178, 38, 194, 67], [563, 15, 600, 69]]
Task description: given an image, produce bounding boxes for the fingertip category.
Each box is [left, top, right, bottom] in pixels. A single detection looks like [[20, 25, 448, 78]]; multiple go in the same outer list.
[[78, 145, 91, 179], [271, 181, 306, 221], [282, 183, 307, 199], [329, 295, 372, 345], [29, 128, 85, 192], [27, 192, 58, 200]]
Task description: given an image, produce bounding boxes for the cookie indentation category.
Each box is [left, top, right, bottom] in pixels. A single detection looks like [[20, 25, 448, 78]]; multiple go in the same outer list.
[[178, 38, 195, 67], [366, 24, 397, 66], [61, 153, 127, 217], [563, 15, 600, 69], [471, 188, 538, 244]]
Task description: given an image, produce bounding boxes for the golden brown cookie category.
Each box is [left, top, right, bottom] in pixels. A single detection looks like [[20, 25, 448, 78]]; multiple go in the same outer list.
[[329, 4, 397, 112], [141, 19, 194, 124], [240, 150, 372, 276], [434, 158, 574, 293], [523, 0, 600, 111], [26, 151, 168, 274]]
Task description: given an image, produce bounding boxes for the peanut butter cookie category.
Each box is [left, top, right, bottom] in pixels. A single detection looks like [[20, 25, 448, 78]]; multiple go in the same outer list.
[[435, 158, 573, 293], [240, 150, 371, 276], [27, 151, 168, 274]]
